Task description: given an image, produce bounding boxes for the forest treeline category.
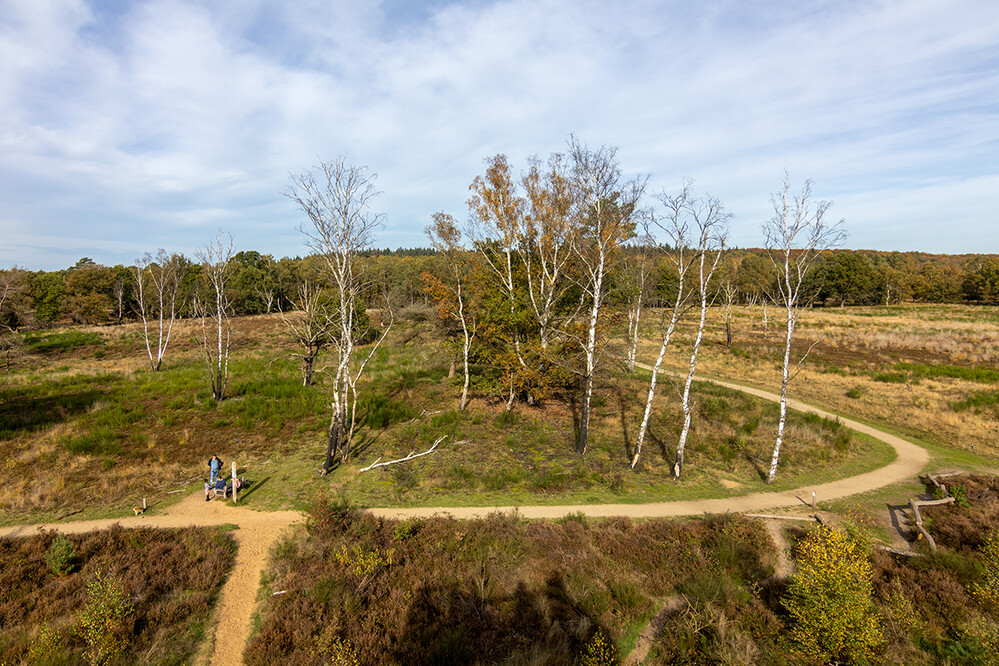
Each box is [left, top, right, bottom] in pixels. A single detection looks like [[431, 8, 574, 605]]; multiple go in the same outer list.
[[1, 246, 997, 331]]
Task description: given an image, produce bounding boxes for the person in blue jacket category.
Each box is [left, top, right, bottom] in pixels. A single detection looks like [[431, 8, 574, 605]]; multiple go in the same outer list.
[[209, 455, 223, 485]]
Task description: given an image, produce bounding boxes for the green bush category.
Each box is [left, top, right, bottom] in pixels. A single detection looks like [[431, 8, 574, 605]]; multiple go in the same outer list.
[[23, 331, 104, 352], [896, 362, 999, 384], [872, 371, 907, 383], [361, 394, 416, 429], [393, 519, 422, 542], [77, 570, 134, 666], [44, 532, 76, 577], [61, 428, 122, 456], [951, 390, 999, 414]]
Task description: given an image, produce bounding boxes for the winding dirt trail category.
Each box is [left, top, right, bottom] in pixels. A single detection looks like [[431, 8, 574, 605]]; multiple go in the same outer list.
[[0, 369, 930, 664]]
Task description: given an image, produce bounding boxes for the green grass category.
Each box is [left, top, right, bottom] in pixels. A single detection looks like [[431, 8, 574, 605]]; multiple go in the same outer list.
[[21, 330, 105, 353], [895, 362, 999, 384], [951, 389, 999, 413]]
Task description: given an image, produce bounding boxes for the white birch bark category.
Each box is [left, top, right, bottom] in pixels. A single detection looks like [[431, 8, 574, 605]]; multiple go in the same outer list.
[[631, 185, 699, 468], [762, 173, 846, 484], [133, 250, 182, 371], [675, 218, 726, 477], [196, 232, 234, 402], [425, 212, 476, 411], [288, 158, 385, 471], [567, 137, 645, 456]]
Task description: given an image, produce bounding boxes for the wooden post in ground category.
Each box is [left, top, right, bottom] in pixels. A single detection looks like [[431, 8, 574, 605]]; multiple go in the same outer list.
[[142, 498, 147, 511], [231, 461, 237, 504]]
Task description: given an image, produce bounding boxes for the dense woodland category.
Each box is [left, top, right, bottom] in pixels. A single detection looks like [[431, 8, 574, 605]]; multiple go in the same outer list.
[[1, 248, 998, 331]]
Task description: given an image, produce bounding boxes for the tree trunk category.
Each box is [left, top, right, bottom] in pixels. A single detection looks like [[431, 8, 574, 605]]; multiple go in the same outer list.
[[323, 419, 343, 473], [578, 372, 593, 455], [579, 267, 602, 456], [302, 352, 314, 386], [768, 312, 794, 483], [459, 329, 472, 411], [675, 289, 711, 477]]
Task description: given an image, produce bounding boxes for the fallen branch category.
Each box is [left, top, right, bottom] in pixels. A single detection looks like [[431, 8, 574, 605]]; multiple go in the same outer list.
[[360, 436, 446, 472]]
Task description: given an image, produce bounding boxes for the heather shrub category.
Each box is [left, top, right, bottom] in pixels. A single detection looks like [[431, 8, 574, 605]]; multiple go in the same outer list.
[[0, 525, 236, 665], [306, 489, 356, 538]]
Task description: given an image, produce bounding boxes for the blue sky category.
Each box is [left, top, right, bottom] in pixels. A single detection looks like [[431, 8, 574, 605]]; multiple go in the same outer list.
[[1, 0, 997, 271]]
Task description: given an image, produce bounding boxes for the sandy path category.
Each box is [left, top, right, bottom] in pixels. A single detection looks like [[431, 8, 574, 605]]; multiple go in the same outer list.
[[367, 370, 930, 521], [1, 369, 930, 664], [0, 491, 303, 666]]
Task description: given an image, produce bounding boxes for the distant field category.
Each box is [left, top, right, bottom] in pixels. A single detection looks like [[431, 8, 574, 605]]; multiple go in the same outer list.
[[633, 303, 999, 461]]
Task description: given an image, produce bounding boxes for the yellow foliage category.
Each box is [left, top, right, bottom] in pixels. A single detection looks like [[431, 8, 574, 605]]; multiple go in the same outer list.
[[333, 545, 394, 577], [783, 525, 884, 663], [972, 530, 999, 613], [311, 631, 361, 666], [77, 570, 133, 666], [580, 629, 619, 666]]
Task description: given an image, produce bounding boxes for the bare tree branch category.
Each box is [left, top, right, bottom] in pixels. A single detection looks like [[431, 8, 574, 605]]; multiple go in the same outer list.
[[359, 436, 447, 472]]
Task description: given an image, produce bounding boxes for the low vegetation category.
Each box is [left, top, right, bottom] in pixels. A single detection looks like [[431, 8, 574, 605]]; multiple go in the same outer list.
[[0, 525, 237, 665], [652, 474, 999, 664], [245, 474, 999, 664], [246, 495, 775, 664]]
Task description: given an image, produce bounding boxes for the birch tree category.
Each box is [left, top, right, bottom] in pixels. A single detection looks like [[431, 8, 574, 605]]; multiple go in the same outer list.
[[112, 275, 127, 325], [521, 152, 580, 352], [425, 212, 477, 410], [674, 197, 728, 477], [133, 250, 184, 371], [763, 174, 845, 483], [631, 186, 699, 468], [621, 240, 656, 373], [568, 137, 644, 455], [278, 281, 333, 386], [194, 232, 235, 402], [287, 158, 391, 472], [467, 154, 528, 410]]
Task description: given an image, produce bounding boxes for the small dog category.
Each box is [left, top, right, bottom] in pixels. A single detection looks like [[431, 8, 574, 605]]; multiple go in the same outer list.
[[132, 505, 146, 516]]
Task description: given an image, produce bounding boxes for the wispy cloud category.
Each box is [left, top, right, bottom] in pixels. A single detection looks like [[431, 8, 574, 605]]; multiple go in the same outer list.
[[1, 0, 996, 269]]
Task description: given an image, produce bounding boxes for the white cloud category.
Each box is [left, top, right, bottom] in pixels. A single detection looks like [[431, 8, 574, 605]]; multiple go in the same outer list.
[[0, 0, 997, 270]]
